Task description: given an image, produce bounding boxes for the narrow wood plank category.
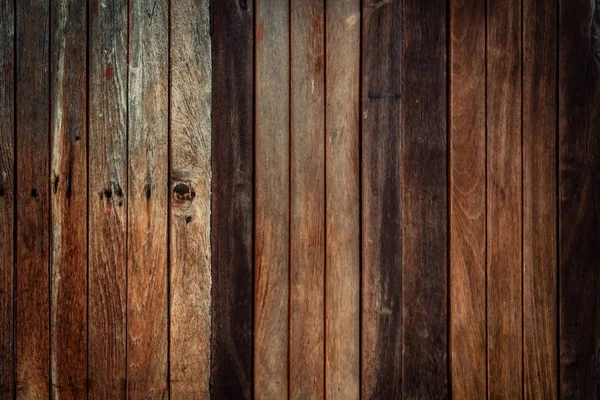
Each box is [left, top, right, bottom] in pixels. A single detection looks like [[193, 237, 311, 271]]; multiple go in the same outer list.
[[522, 0, 557, 396], [127, 0, 168, 397], [559, 0, 600, 396], [325, 0, 360, 398], [290, 1, 325, 398], [88, 0, 128, 396], [15, 0, 50, 398], [50, 0, 87, 397], [210, 0, 253, 398], [449, 0, 486, 397], [170, 0, 211, 397], [0, 0, 14, 397], [487, 0, 522, 396], [254, 0, 290, 397], [361, 1, 402, 397]]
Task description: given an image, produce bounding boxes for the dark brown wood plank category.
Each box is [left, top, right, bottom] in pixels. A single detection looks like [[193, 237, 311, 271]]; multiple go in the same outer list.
[[169, 0, 211, 397], [325, 0, 360, 398], [127, 0, 168, 397], [290, 1, 325, 398], [449, 0, 486, 397], [361, 0, 402, 397], [0, 0, 14, 397], [88, 0, 128, 396], [50, 0, 87, 397], [210, 0, 253, 398], [523, 0, 557, 396], [254, 0, 290, 397], [487, 0, 522, 396], [559, 0, 600, 396], [15, 0, 50, 398]]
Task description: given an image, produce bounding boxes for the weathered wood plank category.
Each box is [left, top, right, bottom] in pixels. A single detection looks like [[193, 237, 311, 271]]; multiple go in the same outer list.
[[290, 0, 325, 398], [170, 0, 211, 397], [210, 0, 253, 398], [523, 0, 557, 396], [558, 0, 600, 396], [88, 0, 128, 396], [325, 0, 360, 398], [487, 0, 522, 396], [0, 0, 14, 397], [127, 0, 169, 397], [449, 0, 486, 397], [254, 0, 290, 398], [15, 0, 50, 397]]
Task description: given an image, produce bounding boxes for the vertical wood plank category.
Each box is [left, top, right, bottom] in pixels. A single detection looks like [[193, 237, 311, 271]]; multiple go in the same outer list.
[[15, 0, 50, 398], [170, 0, 211, 397], [522, 0, 557, 396], [0, 0, 14, 397], [449, 0, 487, 397], [254, 0, 290, 398], [50, 0, 87, 397], [127, 0, 168, 397], [88, 0, 128, 396], [487, 0, 522, 396], [559, 0, 600, 396], [361, 0, 402, 397], [290, 0, 325, 398], [210, 0, 254, 398], [325, 0, 360, 398]]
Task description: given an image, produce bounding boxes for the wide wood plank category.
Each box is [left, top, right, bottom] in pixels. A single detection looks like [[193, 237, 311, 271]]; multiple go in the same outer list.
[[558, 0, 600, 396], [523, 0, 557, 397], [325, 0, 360, 398], [127, 0, 169, 397], [254, 1, 290, 398], [50, 0, 87, 397], [290, 1, 325, 398], [361, 1, 402, 397], [210, 0, 254, 398], [0, 0, 14, 397], [449, 0, 486, 397], [88, 0, 128, 396], [487, 0, 522, 396], [15, 0, 50, 397], [170, 0, 211, 397]]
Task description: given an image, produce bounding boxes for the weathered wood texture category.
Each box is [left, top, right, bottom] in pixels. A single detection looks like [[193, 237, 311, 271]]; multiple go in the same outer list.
[[170, 0, 211, 397], [211, 0, 254, 398]]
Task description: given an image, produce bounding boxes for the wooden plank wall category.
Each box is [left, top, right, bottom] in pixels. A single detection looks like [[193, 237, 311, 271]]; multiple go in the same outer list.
[[0, 0, 598, 398]]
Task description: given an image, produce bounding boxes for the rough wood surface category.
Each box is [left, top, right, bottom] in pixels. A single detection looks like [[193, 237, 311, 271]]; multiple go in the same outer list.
[[254, 1, 290, 398], [210, 0, 254, 398], [170, 0, 211, 397], [325, 0, 360, 398]]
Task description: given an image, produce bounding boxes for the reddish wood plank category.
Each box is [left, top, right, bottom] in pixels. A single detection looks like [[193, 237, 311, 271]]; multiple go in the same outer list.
[[325, 0, 360, 398], [449, 0, 486, 397], [50, 0, 87, 397], [210, 0, 254, 398], [170, 0, 211, 397], [254, 1, 290, 398]]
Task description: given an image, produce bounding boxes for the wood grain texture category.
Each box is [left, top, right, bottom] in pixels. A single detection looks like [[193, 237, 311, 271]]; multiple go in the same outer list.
[[170, 0, 211, 397], [325, 0, 360, 398], [523, 0, 557, 396], [15, 0, 50, 397], [559, 0, 600, 396], [290, 0, 325, 398], [210, 0, 253, 398], [50, 0, 87, 397], [361, 1, 402, 397], [88, 0, 128, 396], [449, 0, 486, 397], [127, 0, 168, 397], [487, 0, 522, 396], [254, 1, 290, 398]]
